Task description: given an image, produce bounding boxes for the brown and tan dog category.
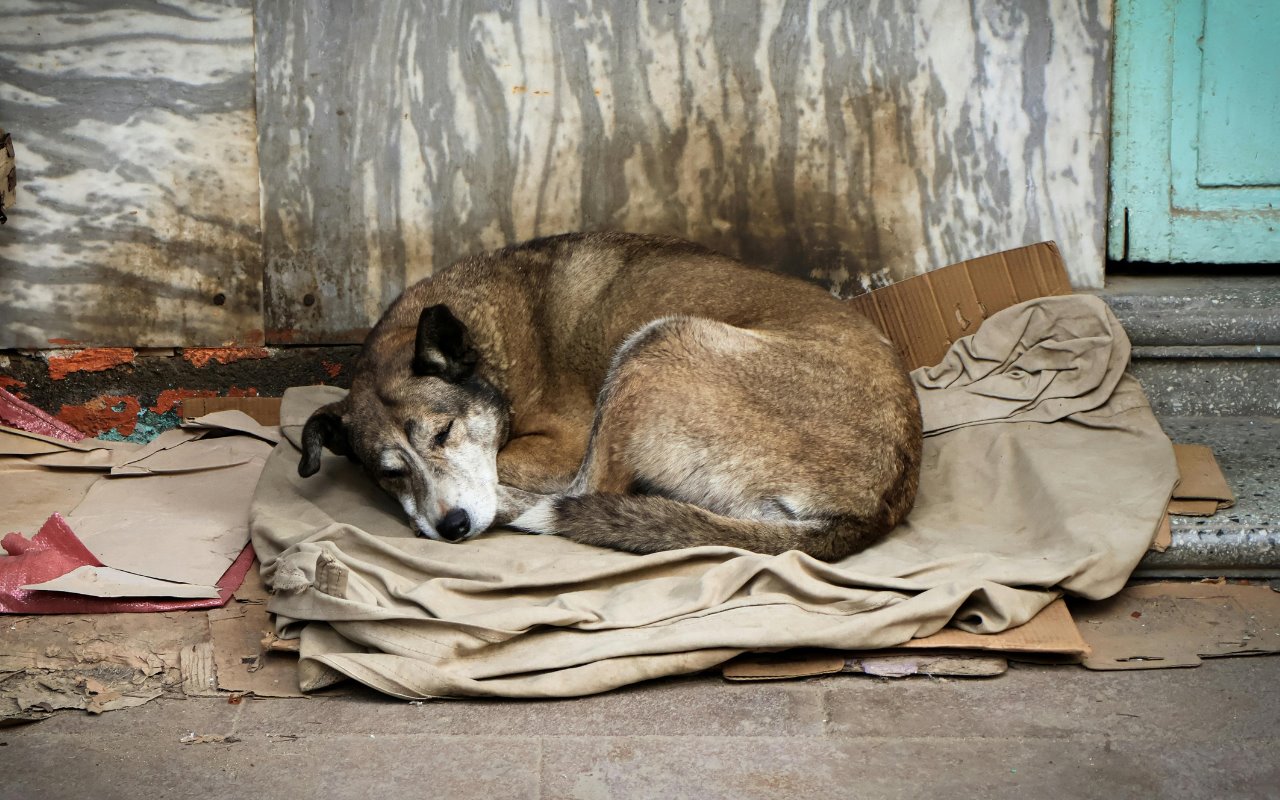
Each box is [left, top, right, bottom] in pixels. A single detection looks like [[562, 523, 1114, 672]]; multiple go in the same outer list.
[[298, 232, 921, 561]]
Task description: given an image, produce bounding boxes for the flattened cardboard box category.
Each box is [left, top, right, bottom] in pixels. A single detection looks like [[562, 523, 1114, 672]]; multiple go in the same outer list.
[[1076, 581, 1280, 670], [729, 242, 1086, 680], [846, 240, 1072, 371], [182, 396, 283, 427], [1168, 443, 1234, 516], [724, 599, 1087, 680]]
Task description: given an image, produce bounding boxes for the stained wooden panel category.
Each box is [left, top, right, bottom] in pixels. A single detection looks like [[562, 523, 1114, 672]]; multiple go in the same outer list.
[[0, 0, 262, 348], [258, 0, 1112, 344]]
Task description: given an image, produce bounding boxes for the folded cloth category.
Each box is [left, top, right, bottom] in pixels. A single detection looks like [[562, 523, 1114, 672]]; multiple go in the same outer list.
[[249, 295, 1177, 698]]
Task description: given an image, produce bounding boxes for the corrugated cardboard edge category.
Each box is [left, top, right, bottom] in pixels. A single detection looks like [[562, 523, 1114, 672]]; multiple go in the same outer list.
[[848, 241, 1073, 371], [723, 599, 1088, 680], [894, 598, 1087, 655], [182, 397, 283, 427], [1169, 443, 1234, 514], [1150, 513, 1173, 553]]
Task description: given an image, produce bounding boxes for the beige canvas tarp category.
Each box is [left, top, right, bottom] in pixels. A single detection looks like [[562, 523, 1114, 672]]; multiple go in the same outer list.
[[249, 294, 1178, 698]]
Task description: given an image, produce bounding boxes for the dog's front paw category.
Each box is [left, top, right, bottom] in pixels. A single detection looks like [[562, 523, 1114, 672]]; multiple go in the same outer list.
[[494, 485, 549, 527]]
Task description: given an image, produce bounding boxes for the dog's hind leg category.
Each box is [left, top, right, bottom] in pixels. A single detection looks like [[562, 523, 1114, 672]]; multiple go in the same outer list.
[[509, 315, 907, 560]]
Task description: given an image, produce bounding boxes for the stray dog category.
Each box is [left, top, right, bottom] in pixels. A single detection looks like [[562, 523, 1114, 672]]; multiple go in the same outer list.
[[298, 232, 922, 561]]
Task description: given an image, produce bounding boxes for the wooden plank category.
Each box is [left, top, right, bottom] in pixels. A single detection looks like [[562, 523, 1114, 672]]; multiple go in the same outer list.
[[256, 0, 1111, 342], [0, 1, 263, 348]]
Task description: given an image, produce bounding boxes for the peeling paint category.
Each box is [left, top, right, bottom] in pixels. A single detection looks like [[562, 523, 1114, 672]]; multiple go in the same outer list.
[[57, 394, 142, 437], [53, 386, 266, 442], [320, 360, 343, 378], [151, 388, 219, 415], [47, 348, 137, 381], [0, 374, 26, 391], [181, 347, 271, 369], [151, 386, 259, 415]]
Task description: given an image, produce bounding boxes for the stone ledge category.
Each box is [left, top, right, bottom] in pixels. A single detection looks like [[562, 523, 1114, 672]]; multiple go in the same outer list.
[[1139, 416, 1280, 577], [1091, 274, 1280, 347]]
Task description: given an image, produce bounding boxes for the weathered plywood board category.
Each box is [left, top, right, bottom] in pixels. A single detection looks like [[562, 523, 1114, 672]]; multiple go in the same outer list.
[[258, 0, 1111, 344], [0, 0, 263, 348]]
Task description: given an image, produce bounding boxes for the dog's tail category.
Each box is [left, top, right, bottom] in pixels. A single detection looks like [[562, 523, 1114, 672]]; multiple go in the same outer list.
[[509, 494, 891, 562]]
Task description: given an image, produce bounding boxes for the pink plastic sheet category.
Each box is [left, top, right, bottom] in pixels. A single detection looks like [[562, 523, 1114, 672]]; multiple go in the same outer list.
[[1, 514, 254, 614]]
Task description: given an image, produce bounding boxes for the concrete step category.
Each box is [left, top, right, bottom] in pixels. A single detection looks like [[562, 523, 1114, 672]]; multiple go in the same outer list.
[[1093, 273, 1280, 417], [1139, 415, 1280, 578]]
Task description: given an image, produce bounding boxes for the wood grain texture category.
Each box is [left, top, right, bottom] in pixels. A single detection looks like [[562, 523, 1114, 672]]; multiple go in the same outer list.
[[0, 0, 262, 348], [258, 0, 1111, 344]]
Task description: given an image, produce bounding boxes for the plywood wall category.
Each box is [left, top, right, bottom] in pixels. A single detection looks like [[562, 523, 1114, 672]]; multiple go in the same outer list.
[[258, 0, 1111, 343], [0, 0, 1111, 347], [0, 0, 262, 349]]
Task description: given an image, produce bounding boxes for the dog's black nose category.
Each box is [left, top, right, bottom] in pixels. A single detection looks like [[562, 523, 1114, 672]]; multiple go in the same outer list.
[[437, 508, 471, 541]]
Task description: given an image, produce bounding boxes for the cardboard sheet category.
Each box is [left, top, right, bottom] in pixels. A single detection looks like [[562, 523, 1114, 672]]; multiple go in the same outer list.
[[207, 564, 304, 697], [183, 397, 283, 427], [721, 598, 1086, 680], [1, 513, 257, 614], [181, 409, 282, 445], [1076, 581, 1280, 670], [22, 565, 220, 600], [1150, 513, 1173, 553], [67, 437, 272, 586], [2, 412, 278, 599], [1168, 444, 1235, 516], [845, 241, 1073, 371]]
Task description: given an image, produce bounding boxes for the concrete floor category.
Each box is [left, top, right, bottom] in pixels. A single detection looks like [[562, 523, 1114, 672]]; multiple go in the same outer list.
[[3, 656, 1277, 800]]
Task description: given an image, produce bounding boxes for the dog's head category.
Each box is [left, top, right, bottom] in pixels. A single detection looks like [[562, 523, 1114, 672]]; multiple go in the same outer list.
[[297, 304, 509, 542]]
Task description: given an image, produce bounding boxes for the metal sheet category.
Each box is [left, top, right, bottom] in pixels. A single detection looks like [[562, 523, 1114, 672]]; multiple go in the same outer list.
[[0, 0, 263, 348], [257, 0, 1112, 343]]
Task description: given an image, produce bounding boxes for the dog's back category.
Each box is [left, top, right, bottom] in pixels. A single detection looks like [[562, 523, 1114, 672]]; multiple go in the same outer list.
[[494, 234, 923, 560]]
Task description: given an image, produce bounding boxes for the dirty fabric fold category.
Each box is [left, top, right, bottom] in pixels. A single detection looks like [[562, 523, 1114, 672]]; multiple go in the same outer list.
[[250, 295, 1178, 698]]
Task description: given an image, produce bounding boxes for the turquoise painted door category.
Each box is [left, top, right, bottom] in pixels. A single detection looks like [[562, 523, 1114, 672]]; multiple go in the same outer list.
[[1109, 0, 1280, 262]]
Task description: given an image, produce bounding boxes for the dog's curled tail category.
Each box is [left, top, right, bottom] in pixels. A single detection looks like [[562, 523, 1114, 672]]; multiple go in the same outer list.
[[510, 494, 891, 562]]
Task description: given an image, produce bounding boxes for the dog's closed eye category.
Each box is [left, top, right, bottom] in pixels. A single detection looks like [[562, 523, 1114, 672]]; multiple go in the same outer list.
[[433, 420, 454, 448]]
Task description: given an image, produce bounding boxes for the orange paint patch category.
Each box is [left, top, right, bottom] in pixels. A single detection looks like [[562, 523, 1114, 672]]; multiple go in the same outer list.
[[57, 395, 142, 437], [321, 360, 343, 379], [181, 347, 270, 369], [0, 375, 26, 391], [47, 348, 136, 380], [152, 388, 218, 415], [150, 387, 260, 415]]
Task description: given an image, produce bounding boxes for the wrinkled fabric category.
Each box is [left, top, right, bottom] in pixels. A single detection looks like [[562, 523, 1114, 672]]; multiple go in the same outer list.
[[249, 295, 1178, 698]]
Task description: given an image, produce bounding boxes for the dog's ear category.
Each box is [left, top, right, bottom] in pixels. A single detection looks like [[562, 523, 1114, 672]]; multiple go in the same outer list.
[[298, 400, 351, 478], [413, 304, 479, 382]]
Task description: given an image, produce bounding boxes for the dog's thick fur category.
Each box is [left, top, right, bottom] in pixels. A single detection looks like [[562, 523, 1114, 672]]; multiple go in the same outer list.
[[299, 232, 922, 561]]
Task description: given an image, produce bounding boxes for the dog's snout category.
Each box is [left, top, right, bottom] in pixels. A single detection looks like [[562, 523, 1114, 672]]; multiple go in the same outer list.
[[437, 508, 471, 541]]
